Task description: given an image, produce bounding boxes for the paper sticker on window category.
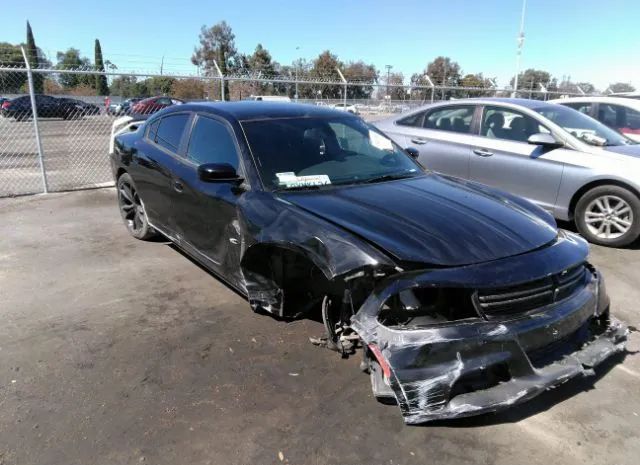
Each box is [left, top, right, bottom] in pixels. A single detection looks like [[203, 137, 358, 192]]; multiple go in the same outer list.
[[369, 130, 394, 151], [276, 172, 331, 188]]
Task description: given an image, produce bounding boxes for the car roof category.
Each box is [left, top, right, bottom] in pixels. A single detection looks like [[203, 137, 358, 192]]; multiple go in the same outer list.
[[160, 101, 358, 121], [550, 96, 640, 108]]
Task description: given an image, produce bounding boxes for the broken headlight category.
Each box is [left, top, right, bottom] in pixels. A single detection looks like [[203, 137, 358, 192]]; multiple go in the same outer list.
[[377, 287, 479, 328]]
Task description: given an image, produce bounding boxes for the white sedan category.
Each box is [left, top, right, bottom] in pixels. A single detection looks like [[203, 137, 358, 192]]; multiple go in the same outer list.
[[551, 96, 640, 142], [331, 103, 359, 114]]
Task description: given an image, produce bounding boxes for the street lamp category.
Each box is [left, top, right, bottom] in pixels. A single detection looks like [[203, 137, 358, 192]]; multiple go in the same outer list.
[[512, 0, 527, 97]]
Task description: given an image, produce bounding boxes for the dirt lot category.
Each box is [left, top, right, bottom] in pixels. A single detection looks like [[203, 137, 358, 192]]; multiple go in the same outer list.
[[1, 188, 639, 465]]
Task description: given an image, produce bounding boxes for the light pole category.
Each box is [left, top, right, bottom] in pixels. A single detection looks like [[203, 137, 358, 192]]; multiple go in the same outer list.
[[295, 46, 300, 100], [512, 0, 527, 97], [385, 64, 392, 100]]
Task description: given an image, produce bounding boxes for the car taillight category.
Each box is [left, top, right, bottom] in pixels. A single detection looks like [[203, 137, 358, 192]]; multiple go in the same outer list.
[[2, 101, 11, 109]]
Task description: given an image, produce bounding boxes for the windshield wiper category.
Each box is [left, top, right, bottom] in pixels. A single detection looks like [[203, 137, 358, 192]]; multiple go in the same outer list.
[[359, 172, 418, 184]]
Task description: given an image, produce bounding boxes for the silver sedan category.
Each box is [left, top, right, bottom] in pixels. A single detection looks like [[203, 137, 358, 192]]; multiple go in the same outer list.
[[374, 98, 640, 247]]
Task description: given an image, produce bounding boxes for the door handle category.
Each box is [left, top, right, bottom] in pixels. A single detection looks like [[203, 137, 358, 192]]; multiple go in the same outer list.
[[473, 148, 494, 157], [173, 180, 184, 193], [411, 137, 428, 145]]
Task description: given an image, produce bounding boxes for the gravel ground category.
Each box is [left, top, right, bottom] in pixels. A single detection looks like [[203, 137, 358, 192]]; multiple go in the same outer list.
[[0, 188, 638, 465]]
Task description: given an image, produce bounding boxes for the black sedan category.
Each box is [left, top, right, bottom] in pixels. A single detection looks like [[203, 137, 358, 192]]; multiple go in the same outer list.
[[110, 102, 627, 424], [1, 94, 98, 120]]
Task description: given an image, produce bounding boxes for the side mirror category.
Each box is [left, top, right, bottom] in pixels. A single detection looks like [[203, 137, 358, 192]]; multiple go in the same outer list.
[[527, 132, 563, 148], [198, 163, 243, 183], [405, 147, 420, 159]]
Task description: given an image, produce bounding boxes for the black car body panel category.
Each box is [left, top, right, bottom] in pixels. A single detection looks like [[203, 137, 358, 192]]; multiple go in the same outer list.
[[280, 175, 557, 267], [110, 102, 627, 423]]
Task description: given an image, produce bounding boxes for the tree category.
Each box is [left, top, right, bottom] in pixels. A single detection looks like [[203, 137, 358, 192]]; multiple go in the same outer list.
[[94, 39, 109, 96], [459, 73, 494, 97], [56, 48, 92, 89], [191, 21, 238, 100], [308, 50, 343, 99], [145, 76, 176, 95], [576, 82, 595, 94], [510, 68, 557, 98], [609, 82, 636, 94], [26, 21, 43, 92], [343, 61, 378, 99], [409, 73, 431, 101], [0, 42, 28, 92], [380, 71, 405, 100], [172, 78, 205, 99], [426, 56, 462, 87], [246, 44, 276, 95]]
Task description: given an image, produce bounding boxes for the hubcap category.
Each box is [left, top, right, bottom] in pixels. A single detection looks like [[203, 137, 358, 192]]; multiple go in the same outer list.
[[118, 180, 145, 233], [584, 195, 633, 240]]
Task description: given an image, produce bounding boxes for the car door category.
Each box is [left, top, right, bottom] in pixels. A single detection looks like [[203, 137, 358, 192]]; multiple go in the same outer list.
[[468, 105, 565, 213], [389, 104, 477, 179], [129, 112, 192, 235], [169, 114, 244, 283], [35, 95, 56, 117]]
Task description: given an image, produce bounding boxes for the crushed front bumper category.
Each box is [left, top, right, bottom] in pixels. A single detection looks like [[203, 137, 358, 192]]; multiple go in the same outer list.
[[351, 234, 628, 424]]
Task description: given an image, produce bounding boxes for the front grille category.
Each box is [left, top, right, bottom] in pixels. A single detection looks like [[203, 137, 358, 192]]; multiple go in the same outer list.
[[475, 265, 588, 319]]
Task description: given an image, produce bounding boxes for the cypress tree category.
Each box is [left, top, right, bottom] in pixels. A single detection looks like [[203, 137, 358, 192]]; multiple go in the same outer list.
[[26, 21, 43, 93], [94, 39, 109, 96]]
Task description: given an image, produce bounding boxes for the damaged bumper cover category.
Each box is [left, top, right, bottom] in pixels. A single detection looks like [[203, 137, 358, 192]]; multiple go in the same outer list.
[[351, 234, 628, 424]]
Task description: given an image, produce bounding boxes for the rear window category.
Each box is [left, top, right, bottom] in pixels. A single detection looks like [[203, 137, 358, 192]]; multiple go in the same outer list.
[[153, 113, 190, 153]]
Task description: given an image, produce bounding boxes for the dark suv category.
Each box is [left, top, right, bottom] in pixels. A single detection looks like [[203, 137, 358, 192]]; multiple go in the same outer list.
[[1, 94, 98, 121]]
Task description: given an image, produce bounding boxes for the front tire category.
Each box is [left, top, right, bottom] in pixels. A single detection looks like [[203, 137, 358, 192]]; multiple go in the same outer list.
[[575, 185, 640, 247], [117, 173, 156, 240]]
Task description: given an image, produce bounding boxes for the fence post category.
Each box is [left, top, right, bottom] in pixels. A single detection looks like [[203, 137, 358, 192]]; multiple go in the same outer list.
[[20, 46, 48, 194], [335, 67, 347, 106], [423, 75, 435, 104], [212, 60, 225, 101]]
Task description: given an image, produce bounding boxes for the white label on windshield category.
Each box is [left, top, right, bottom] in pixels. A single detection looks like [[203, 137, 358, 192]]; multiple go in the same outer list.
[[276, 172, 331, 188], [369, 130, 394, 151]]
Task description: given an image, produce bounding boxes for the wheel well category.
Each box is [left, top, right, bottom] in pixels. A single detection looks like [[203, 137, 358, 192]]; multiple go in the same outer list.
[[240, 244, 341, 318], [116, 168, 127, 180], [569, 179, 640, 217]]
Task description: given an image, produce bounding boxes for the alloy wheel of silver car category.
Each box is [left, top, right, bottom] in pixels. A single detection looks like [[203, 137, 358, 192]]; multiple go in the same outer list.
[[584, 195, 634, 240]]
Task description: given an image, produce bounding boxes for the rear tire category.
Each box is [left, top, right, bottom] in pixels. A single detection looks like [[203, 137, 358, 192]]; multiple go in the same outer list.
[[575, 185, 640, 247], [117, 173, 156, 240]]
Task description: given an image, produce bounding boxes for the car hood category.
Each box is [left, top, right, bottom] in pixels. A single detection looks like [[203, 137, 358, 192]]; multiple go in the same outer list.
[[279, 174, 558, 267], [603, 144, 640, 158]]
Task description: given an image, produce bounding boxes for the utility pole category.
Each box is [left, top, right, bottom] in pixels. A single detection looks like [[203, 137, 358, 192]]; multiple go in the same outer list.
[[160, 55, 164, 75], [385, 64, 392, 100], [295, 46, 300, 100], [512, 0, 527, 97]]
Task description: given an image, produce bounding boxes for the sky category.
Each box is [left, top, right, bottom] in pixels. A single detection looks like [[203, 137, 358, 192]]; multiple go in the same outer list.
[[2, 0, 639, 90]]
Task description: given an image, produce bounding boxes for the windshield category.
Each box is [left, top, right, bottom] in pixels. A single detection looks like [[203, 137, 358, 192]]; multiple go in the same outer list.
[[241, 116, 422, 190], [534, 105, 634, 146]]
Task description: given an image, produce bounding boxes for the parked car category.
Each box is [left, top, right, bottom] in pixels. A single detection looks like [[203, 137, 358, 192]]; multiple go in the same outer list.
[[0, 94, 99, 120], [375, 98, 640, 247], [551, 97, 640, 143], [113, 97, 143, 116], [331, 102, 359, 114], [130, 96, 184, 116], [110, 101, 626, 424], [247, 95, 291, 102], [0, 97, 8, 108]]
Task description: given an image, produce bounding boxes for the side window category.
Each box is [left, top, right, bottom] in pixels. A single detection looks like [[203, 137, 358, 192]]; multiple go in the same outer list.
[[187, 116, 239, 168], [423, 106, 475, 134], [598, 104, 620, 128], [156, 97, 172, 105], [564, 102, 592, 115], [147, 119, 160, 141], [481, 106, 547, 143], [397, 111, 425, 128], [154, 113, 190, 153], [624, 107, 640, 131]]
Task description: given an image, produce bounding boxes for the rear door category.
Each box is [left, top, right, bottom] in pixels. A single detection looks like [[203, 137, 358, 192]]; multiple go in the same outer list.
[[129, 112, 192, 235], [388, 104, 477, 179], [468, 105, 566, 213]]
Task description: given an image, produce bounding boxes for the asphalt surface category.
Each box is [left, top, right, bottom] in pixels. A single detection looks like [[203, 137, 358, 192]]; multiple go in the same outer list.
[[1, 189, 639, 465]]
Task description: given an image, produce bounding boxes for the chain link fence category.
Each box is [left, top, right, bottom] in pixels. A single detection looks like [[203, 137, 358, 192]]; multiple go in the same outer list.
[[0, 53, 588, 198]]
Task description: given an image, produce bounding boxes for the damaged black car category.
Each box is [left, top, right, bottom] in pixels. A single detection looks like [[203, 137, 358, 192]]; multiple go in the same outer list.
[[110, 102, 627, 424]]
